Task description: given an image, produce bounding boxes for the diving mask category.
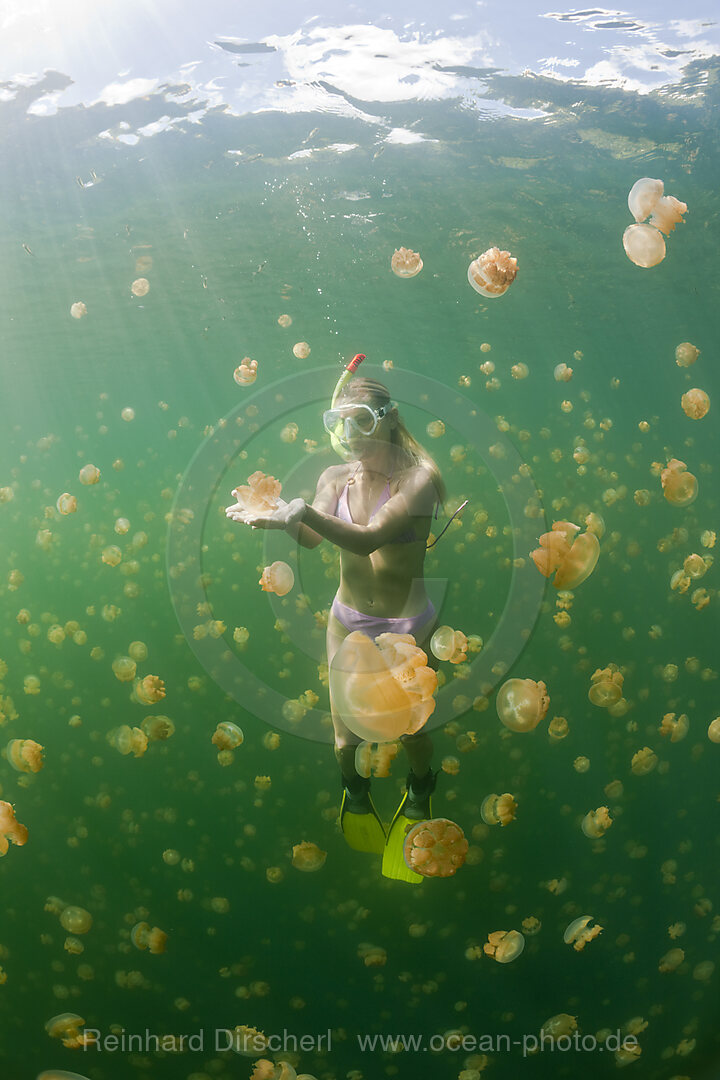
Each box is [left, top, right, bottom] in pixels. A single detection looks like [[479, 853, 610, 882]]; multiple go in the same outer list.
[[323, 401, 392, 444]]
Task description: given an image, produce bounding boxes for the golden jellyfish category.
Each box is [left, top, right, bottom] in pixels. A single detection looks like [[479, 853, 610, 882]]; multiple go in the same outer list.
[[548, 716, 569, 740], [692, 960, 715, 982], [233, 358, 258, 386], [511, 362, 529, 379], [430, 625, 468, 664], [480, 793, 517, 827], [114, 516, 130, 534], [70, 302, 87, 319], [231, 471, 281, 520], [661, 458, 697, 507], [708, 717, 720, 743], [121, 406, 135, 422], [24, 674, 41, 695], [681, 388, 710, 420], [581, 806, 613, 838], [212, 721, 244, 751], [627, 176, 687, 234], [133, 675, 165, 705], [530, 520, 600, 590], [563, 915, 603, 951], [554, 363, 573, 382], [495, 678, 549, 733], [131, 922, 167, 954], [291, 841, 327, 872], [0, 800, 28, 855], [37, 1071, 93, 1080], [56, 493, 77, 515], [426, 420, 445, 438], [131, 277, 150, 297], [102, 545, 122, 567], [658, 947, 684, 973], [59, 905, 93, 934], [588, 664, 623, 708], [483, 929, 525, 963], [260, 561, 294, 596], [467, 247, 518, 298], [278, 314, 292, 327], [292, 341, 311, 359], [112, 656, 136, 682], [107, 725, 148, 757], [403, 818, 468, 878], [391, 247, 423, 278], [631, 746, 658, 775], [659, 713, 689, 742], [6, 738, 44, 774], [622, 224, 666, 268], [329, 631, 437, 742], [541, 1014, 578, 1039], [675, 342, 699, 367], [45, 1013, 96, 1048], [141, 715, 175, 741]]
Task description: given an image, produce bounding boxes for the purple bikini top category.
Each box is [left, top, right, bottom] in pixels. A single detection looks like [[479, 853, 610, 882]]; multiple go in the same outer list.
[[334, 465, 438, 545]]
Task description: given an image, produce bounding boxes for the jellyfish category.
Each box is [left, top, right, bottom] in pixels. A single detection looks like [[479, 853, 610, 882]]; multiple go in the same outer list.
[[37, 1072, 94, 1080], [530, 520, 600, 590], [628, 176, 687, 232], [329, 631, 437, 743], [107, 725, 148, 757], [467, 247, 518, 298], [496, 678, 549, 733], [391, 247, 423, 278], [661, 458, 698, 507], [102, 545, 122, 567], [112, 656, 136, 682], [581, 806, 613, 838], [480, 793, 517, 827], [260, 561, 294, 596], [554, 363, 573, 383], [631, 746, 658, 775], [278, 314, 292, 327], [211, 723, 244, 760], [622, 224, 666, 268], [56, 493, 77, 515], [141, 715, 175, 741], [563, 915, 603, 951], [70, 302, 87, 319], [45, 1013, 96, 1048], [233, 358, 258, 386], [402, 818, 468, 877], [291, 841, 327, 872], [430, 625, 468, 664], [708, 717, 720, 743], [230, 472, 282, 522], [675, 342, 699, 367], [681, 388, 710, 420], [483, 929, 525, 963], [0, 800, 28, 855], [131, 921, 167, 953], [426, 420, 445, 438], [293, 341, 311, 359], [5, 738, 44, 773], [541, 1014, 578, 1039], [131, 277, 150, 297], [59, 905, 93, 934], [121, 407, 135, 422], [132, 675, 165, 706], [588, 664, 623, 708], [659, 713, 689, 742]]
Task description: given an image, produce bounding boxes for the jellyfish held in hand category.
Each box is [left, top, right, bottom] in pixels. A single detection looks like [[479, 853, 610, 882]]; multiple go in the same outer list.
[[403, 818, 468, 877], [231, 471, 282, 521], [329, 631, 437, 742]]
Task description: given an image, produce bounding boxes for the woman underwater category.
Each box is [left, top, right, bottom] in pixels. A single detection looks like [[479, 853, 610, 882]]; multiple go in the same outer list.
[[227, 363, 459, 882]]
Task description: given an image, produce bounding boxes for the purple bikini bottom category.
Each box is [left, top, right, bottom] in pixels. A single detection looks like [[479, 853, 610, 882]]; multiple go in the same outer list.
[[330, 594, 437, 643]]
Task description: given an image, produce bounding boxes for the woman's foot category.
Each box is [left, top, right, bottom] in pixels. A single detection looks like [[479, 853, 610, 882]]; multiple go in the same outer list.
[[404, 769, 437, 821]]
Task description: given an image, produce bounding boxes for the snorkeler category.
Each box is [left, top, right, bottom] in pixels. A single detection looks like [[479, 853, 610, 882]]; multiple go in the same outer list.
[[226, 355, 465, 883]]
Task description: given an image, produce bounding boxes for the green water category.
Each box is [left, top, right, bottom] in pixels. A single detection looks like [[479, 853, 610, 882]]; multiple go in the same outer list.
[[0, 46, 719, 1080]]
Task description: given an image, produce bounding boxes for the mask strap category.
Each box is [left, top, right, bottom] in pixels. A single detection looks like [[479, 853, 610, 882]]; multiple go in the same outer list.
[[425, 500, 468, 549]]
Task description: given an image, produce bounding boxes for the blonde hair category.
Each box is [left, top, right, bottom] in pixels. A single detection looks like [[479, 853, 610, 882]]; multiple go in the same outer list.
[[338, 377, 447, 506]]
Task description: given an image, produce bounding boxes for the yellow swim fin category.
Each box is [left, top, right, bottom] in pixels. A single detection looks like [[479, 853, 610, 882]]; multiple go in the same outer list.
[[381, 790, 433, 884], [339, 786, 386, 854]]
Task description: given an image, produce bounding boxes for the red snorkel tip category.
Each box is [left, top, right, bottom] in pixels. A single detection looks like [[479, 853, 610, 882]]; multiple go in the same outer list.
[[347, 353, 366, 373]]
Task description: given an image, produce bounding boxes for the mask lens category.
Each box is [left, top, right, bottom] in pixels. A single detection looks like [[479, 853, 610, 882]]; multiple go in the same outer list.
[[347, 406, 376, 433]]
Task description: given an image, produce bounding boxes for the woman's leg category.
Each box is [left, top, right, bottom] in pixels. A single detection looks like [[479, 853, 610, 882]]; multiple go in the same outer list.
[[401, 622, 439, 780], [327, 608, 363, 787]]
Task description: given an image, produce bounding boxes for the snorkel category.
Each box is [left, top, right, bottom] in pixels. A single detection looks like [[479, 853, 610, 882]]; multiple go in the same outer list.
[[329, 352, 366, 459]]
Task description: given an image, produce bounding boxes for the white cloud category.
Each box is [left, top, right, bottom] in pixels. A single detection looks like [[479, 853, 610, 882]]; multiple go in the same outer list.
[[97, 76, 158, 106]]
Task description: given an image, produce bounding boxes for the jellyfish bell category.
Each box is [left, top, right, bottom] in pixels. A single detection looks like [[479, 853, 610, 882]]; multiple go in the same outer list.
[[708, 717, 720, 744], [131, 277, 150, 297], [291, 841, 327, 872], [70, 302, 87, 319], [530, 520, 600, 590], [259, 561, 294, 596], [430, 625, 468, 664], [231, 471, 281, 518], [480, 792, 517, 826], [581, 806, 613, 838], [233, 358, 258, 386], [675, 342, 699, 368], [681, 388, 710, 420], [661, 459, 698, 507], [391, 247, 423, 278], [628, 177, 665, 222], [56, 493, 77, 515], [329, 631, 437, 743], [484, 929, 525, 963], [496, 678, 549, 733], [292, 341, 311, 359], [78, 464, 100, 485], [564, 915, 603, 950], [0, 800, 29, 855], [468, 247, 518, 298], [59, 906, 93, 934], [588, 665, 623, 708], [622, 223, 666, 268], [402, 818, 468, 877]]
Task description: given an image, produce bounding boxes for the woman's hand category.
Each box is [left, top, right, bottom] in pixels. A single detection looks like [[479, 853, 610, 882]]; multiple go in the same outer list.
[[225, 496, 306, 531]]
